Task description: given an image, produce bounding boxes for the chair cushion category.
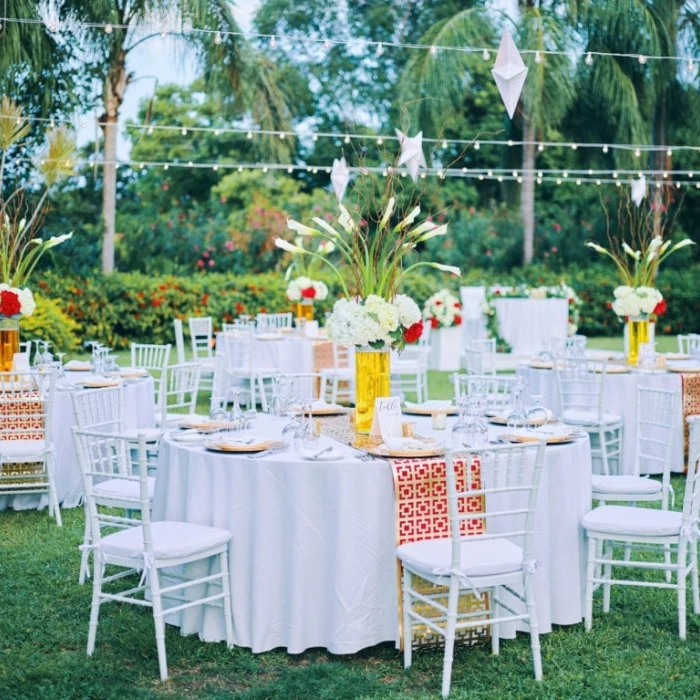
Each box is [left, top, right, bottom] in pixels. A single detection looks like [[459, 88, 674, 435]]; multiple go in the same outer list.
[[582, 505, 681, 537], [93, 476, 155, 503], [592, 475, 662, 496], [562, 409, 622, 426], [397, 537, 523, 578], [101, 521, 231, 561], [0, 439, 47, 459]]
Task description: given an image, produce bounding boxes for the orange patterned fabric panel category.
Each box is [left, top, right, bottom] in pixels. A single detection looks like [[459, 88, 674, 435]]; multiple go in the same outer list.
[[312, 340, 334, 372], [392, 455, 484, 546], [682, 374, 700, 465], [0, 391, 44, 441]]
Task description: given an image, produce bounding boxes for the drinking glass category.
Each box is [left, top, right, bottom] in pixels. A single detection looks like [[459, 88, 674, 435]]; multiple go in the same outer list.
[[526, 394, 548, 431], [506, 384, 527, 431]]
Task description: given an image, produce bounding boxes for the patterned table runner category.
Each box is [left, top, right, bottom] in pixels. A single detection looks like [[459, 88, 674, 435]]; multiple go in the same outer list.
[[0, 388, 45, 485], [682, 374, 700, 466]]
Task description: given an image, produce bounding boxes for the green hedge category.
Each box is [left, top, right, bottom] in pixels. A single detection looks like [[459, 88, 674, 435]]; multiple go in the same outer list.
[[35, 264, 700, 347]]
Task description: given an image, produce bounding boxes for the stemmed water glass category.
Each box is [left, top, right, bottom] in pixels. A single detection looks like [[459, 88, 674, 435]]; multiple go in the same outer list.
[[526, 394, 548, 432], [209, 395, 228, 421], [506, 382, 527, 432]]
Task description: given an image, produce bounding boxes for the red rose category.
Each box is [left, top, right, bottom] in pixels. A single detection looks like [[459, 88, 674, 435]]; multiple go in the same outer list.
[[403, 320, 424, 344], [434, 300, 442, 306], [301, 287, 317, 299], [0, 290, 21, 317], [653, 299, 667, 316], [454, 301, 461, 308], [454, 314, 462, 326], [430, 317, 439, 329]]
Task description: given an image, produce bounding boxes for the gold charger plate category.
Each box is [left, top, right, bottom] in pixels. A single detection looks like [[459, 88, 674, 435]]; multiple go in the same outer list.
[[595, 365, 630, 374], [366, 443, 445, 458], [528, 361, 554, 370], [498, 432, 576, 445], [402, 406, 458, 416], [488, 415, 557, 426], [310, 407, 348, 416], [667, 365, 700, 373], [78, 380, 122, 388], [204, 439, 283, 453], [665, 353, 691, 361], [65, 365, 92, 372], [179, 419, 237, 431]]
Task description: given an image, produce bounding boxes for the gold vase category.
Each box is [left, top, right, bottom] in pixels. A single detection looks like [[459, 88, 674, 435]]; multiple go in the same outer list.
[[354, 347, 390, 434], [294, 301, 315, 321], [627, 317, 650, 366], [0, 317, 20, 372]]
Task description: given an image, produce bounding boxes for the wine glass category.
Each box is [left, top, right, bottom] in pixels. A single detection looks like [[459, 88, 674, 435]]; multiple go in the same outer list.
[[526, 395, 548, 432], [507, 383, 527, 432], [451, 397, 472, 449], [209, 395, 228, 421], [227, 387, 244, 425]]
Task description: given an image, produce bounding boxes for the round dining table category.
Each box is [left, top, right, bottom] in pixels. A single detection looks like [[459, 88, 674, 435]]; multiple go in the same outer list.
[[152, 413, 592, 655], [0, 370, 157, 513]]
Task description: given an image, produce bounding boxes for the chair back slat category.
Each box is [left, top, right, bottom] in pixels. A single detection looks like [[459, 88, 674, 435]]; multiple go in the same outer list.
[[256, 313, 293, 331], [173, 319, 186, 364], [452, 373, 517, 413], [678, 334, 700, 355], [159, 363, 201, 418], [71, 386, 123, 433], [555, 357, 606, 418], [635, 387, 679, 487], [188, 317, 213, 360], [682, 417, 700, 532]]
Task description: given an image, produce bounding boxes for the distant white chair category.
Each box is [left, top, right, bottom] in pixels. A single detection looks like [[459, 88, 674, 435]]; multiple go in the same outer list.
[[462, 339, 497, 375], [256, 312, 293, 332], [188, 317, 215, 390], [583, 416, 700, 640], [258, 372, 322, 412], [398, 443, 547, 696], [391, 346, 430, 403], [320, 342, 354, 404], [678, 334, 700, 356], [156, 362, 201, 426], [221, 334, 273, 409], [73, 429, 234, 681], [452, 373, 518, 414], [130, 343, 171, 406], [555, 358, 623, 476], [0, 370, 60, 526], [173, 319, 186, 364]]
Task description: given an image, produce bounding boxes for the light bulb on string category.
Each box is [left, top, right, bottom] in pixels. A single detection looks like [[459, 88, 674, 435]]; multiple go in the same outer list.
[[596, 179, 601, 186], [482, 49, 490, 61], [487, 170, 493, 177], [312, 134, 318, 142], [344, 135, 350, 144], [497, 175, 503, 182], [213, 165, 218, 171], [585, 52, 593, 65], [656, 182, 662, 189], [104, 24, 113, 34], [420, 173, 427, 179], [262, 167, 268, 173], [616, 181, 621, 187], [474, 141, 480, 150], [147, 126, 153, 135], [537, 143, 544, 152], [214, 31, 222, 45], [576, 179, 581, 185], [164, 164, 169, 170], [287, 166, 293, 173], [442, 139, 448, 149], [571, 143, 578, 150], [323, 39, 331, 49], [238, 166, 243, 172], [602, 145, 609, 154], [512, 170, 518, 178], [181, 128, 187, 135], [667, 148, 673, 157], [377, 137, 383, 145], [478, 174, 484, 180], [687, 59, 694, 72], [563, 171, 568, 178], [187, 161, 193, 167], [507, 139, 514, 146], [634, 148, 641, 157], [269, 36, 277, 48], [534, 51, 543, 64], [279, 132, 285, 139], [376, 43, 384, 56], [214, 129, 220, 136], [690, 172, 695, 178], [247, 131, 253, 139], [613, 172, 618, 178], [556, 178, 562, 185], [638, 54, 647, 64], [663, 172, 669, 178], [430, 45, 438, 56], [49, 119, 55, 128]]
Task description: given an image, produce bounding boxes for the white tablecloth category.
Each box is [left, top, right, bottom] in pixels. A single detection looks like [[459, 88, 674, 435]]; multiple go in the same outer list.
[[152, 414, 591, 654], [494, 299, 569, 355], [517, 364, 684, 475], [213, 333, 314, 396], [0, 372, 157, 512]]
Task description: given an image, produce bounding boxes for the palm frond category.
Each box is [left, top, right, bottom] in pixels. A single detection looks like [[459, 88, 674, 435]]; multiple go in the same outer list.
[[0, 97, 30, 150]]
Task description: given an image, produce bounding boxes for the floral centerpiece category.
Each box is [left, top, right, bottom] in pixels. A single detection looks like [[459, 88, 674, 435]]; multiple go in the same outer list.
[[0, 98, 75, 370], [286, 275, 329, 321], [278, 196, 459, 432], [587, 232, 693, 364], [423, 289, 462, 329]]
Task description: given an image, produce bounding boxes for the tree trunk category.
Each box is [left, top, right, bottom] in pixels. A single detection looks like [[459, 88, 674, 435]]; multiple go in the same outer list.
[[100, 50, 129, 273], [521, 115, 536, 265]]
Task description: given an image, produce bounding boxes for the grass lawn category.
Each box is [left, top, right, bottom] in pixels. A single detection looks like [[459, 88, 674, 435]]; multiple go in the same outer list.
[[3, 338, 698, 698]]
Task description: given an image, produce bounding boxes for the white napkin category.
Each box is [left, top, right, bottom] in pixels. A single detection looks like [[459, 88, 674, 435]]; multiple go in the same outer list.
[[311, 399, 343, 410], [384, 437, 440, 451], [65, 360, 92, 370]]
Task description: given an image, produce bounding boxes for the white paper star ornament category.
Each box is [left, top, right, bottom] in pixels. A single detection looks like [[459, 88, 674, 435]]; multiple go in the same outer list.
[[631, 175, 647, 207], [330, 157, 350, 202], [491, 29, 528, 119], [395, 129, 428, 182]]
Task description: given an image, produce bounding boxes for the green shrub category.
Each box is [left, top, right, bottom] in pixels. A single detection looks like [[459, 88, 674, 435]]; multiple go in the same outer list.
[[20, 295, 80, 352]]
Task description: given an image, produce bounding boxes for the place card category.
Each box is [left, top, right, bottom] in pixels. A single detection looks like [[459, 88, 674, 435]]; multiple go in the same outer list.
[[370, 396, 402, 440]]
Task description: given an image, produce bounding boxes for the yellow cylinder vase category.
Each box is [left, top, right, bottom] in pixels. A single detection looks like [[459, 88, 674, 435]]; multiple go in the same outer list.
[[295, 301, 315, 321], [627, 318, 650, 366], [0, 317, 20, 372], [354, 347, 391, 434]]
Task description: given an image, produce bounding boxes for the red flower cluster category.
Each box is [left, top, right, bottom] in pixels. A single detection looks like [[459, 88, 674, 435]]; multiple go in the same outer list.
[[653, 299, 667, 316], [454, 314, 462, 325], [0, 290, 21, 317], [403, 320, 424, 344], [300, 287, 317, 299], [430, 317, 440, 329]]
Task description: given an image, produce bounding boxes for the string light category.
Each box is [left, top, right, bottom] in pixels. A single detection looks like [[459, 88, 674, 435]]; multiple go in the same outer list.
[[181, 128, 187, 135], [430, 45, 438, 55], [474, 141, 480, 150], [537, 143, 544, 152], [214, 31, 222, 44], [585, 52, 593, 65], [104, 23, 113, 34], [269, 36, 277, 48], [323, 39, 331, 49], [634, 148, 641, 157], [571, 143, 578, 150], [507, 139, 514, 146], [344, 135, 351, 144], [638, 54, 647, 64], [602, 145, 609, 153], [442, 139, 448, 148], [534, 51, 543, 64], [482, 49, 490, 61], [376, 43, 384, 56], [667, 148, 673, 157]]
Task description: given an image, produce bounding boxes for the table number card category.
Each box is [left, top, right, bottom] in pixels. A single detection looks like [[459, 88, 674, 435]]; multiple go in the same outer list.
[[370, 396, 402, 439]]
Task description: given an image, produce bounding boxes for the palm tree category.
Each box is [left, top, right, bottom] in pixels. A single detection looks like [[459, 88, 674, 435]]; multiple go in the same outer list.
[[59, 0, 293, 273], [400, 2, 576, 265]]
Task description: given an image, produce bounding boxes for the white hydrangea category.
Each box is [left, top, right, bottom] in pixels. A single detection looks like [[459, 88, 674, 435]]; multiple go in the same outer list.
[[286, 276, 328, 301], [17, 287, 35, 316], [394, 294, 421, 327], [422, 289, 461, 328], [611, 285, 663, 319]]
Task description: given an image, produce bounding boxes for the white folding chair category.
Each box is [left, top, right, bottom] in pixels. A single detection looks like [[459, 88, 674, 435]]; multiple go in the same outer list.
[[320, 342, 354, 404], [554, 357, 623, 476], [73, 429, 234, 681], [157, 362, 201, 426], [0, 371, 60, 526], [173, 319, 186, 364], [591, 386, 679, 507], [452, 373, 518, 414], [391, 346, 430, 403], [130, 343, 172, 406], [221, 333, 271, 410], [188, 317, 215, 390], [583, 416, 700, 640], [398, 442, 547, 697], [678, 334, 700, 356]]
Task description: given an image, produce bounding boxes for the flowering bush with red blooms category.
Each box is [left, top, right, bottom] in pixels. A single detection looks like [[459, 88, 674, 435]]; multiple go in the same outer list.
[[403, 320, 424, 344], [0, 290, 21, 317]]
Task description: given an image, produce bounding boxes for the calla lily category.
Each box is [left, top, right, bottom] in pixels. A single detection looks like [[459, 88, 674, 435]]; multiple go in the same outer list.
[[338, 204, 354, 234], [46, 232, 73, 248], [275, 238, 305, 254], [586, 242, 608, 253], [310, 217, 342, 238], [668, 238, 695, 253], [429, 262, 461, 276], [379, 197, 395, 230], [416, 224, 448, 243], [288, 219, 321, 237], [394, 205, 420, 232], [622, 242, 639, 259]]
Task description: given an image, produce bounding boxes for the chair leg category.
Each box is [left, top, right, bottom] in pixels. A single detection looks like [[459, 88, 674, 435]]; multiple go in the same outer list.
[[678, 556, 687, 641], [585, 537, 596, 632], [220, 550, 235, 649], [402, 567, 413, 669], [441, 576, 460, 698], [665, 543, 673, 585], [87, 553, 104, 656], [150, 567, 169, 681], [79, 515, 91, 584], [692, 545, 700, 615], [598, 427, 610, 476], [47, 455, 62, 527], [524, 569, 542, 681], [603, 543, 613, 613], [490, 586, 500, 656]]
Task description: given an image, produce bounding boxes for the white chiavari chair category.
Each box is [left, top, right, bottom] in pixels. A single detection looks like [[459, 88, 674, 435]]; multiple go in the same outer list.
[[391, 346, 430, 403], [130, 343, 171, 406], [398, 442, 547, 696], [73, 429, 234, 681], [678, 334, 700, 356], [256, 312, 293, 331], [188, 316, 215, 389], [221, 333, 270, 409], [0, 370, 60, 525], [452, 373, 518, 414], [583, 416, 700, 640], [462, 339, 497, 376], [157, 362, 201, 426], [173, 319, 186, 364], [554, 357, 623, 477], [319, 342, 354, 404]]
